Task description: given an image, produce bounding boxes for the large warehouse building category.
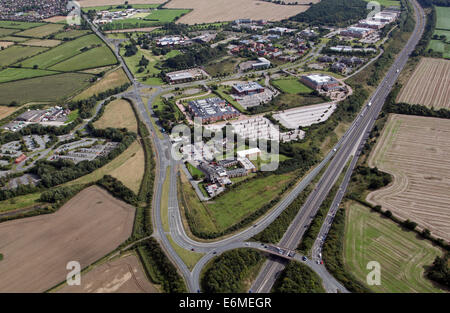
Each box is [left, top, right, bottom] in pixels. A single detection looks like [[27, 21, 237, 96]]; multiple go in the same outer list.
[[188, 97, 240, 124], [300, 74, 340, 91]]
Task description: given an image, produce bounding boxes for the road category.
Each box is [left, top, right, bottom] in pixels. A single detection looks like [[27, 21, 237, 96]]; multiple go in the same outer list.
[[251, 0, 426, 293], [83, 0, 425, 293]]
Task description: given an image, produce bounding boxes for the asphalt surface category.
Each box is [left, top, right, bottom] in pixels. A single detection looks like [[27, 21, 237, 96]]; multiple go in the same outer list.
[[83, 0, 426, 293]]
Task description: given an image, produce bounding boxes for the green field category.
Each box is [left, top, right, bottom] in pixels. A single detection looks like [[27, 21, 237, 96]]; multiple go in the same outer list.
[[181, 171, 296, 234], [82, 4, 160, 12], [15, 23, 65, 38], [49, 46, 117, 71], [53, 29, 92, 40], [363, 0, 400, 7], [0, 36, 29, 42], [0, 72, 94, 105], [344, 202, 444, 293], [186, 162, 205, 179], [0, 68, 58, 83], [0, 192, 43, 213], [435, 6, 450, 31], [428, 6, 450, 59], [144, 9, 191, 23], [428, 39, 450, 58], [105, 9, 191, 30], [272, 79, 314, 94], [0, 45, 48, 66], [18, 34, 105, 69], [0, 28, 18, 37], [0, 21, 44, 30]]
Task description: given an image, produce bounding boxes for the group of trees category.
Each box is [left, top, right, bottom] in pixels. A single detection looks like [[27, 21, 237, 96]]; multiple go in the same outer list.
[[163, 44, 226, 70], [272, 261, 325, 293], [136, 238, 187, 293], [426, 252, 450, 288], [290, 0, 368, 27], [97, 175, 138, 206], [201, 249, 263, 293]]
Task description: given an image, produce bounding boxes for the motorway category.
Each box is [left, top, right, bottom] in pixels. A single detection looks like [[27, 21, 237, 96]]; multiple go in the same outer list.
[[251, 0, 426, 293], [84, 0, 425, 293]]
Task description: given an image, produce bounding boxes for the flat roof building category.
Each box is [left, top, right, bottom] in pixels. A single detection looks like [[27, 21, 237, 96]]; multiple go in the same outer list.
[[252, 57, 271, 70], [300, 74, 340, 91], [188, 97, 240, 124], [232, 81, 265, 96]]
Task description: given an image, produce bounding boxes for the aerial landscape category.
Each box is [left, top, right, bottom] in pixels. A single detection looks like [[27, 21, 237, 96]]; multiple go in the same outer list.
[[0, 0, 448, 306]]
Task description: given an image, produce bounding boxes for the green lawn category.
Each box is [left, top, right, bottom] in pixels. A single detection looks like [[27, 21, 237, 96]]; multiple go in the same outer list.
[[186, 162, 205, 179], [344, 202, 444, 293], [0, 67, 58, 83], [49, 46, 117, 71], [18, 34, 104, 69], [167, 235, 204, 270], [0, 192, 43, 213], [65, 109, 79, 124], [191, 172, 296, 233], [272, 79, 313, 94], [0, 72, 94, 105], [0, 45, 48, 66]]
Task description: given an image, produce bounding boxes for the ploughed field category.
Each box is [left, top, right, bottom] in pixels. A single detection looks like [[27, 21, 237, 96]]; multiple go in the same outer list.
[[367, 114, 450, 242], [0, 186, 135, 292]]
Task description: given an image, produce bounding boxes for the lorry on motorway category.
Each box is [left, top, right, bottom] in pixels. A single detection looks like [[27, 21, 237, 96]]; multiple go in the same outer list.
[[368, 102, 372, 107]]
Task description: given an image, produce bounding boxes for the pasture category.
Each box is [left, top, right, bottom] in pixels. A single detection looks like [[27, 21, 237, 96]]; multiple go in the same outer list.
[[18, 34, 104, 69], [0, 21, 44, 29], [0, 45, 48, 66], [22, 39, 62, 47], [272, 78, 314, 94], [164, 0, 315, 25], [397, 58, 450, 108], [15, 23, 65, 38], [344, 202, 443, 293], [367, 114, 450, 242], [0, 68, 58, 83], [57, 253, 158, 293], [435, 6, 450, 31], [53, 29, 92, 40], [0, 186, 135, 292], [49, 46, 117, 71], [0, 72, 94, 105], [74, 67, 130, 100], [0, 28, 17, 37]]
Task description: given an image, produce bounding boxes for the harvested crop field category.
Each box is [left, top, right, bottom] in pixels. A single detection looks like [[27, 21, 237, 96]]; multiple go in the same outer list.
[[397, 58, 450, 109], [0, 186, 135, 292], [344, 202, 444, 293], [57, 253, 158, 293], [94, 99, 137, 132], [74, 67, 129, 100], [164, 0, 315, 25], [15, 23, 65, 38], [368, 114, 450, 242], [0, 41, 14, 49], [79, 0, 165, 6]]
